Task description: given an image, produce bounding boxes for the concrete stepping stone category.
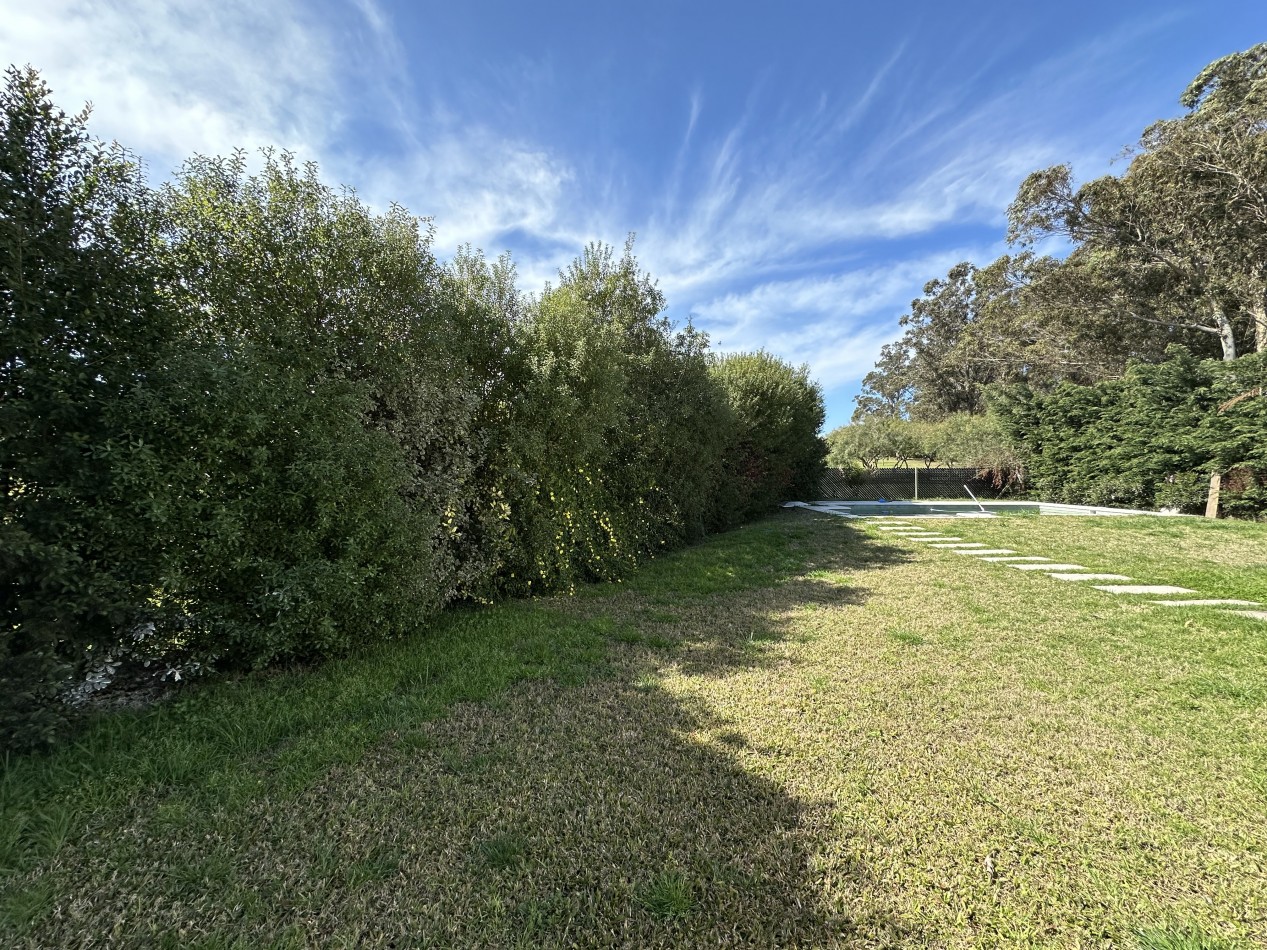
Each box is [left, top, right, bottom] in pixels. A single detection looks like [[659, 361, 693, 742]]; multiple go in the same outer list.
[[907, 536, 962, 542], [953, 549, 1016, 556], [1092, 584, 1196, 595], [929, 542, 988, 548], [1047, 572, 1132, 581], [1148, 599, 1262, 607], [978, 556, 1050, 562], [1225, 610, 1267, 621], [1009, 563, 1087, 572]]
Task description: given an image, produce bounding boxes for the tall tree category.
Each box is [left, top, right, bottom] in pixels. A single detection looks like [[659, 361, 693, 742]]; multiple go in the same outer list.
[[855, 262, 995, 420], [1009, 162, 1242, 359], [1009, 43, 1267, 360], [1166, 42, 1267, 352], [853, 254, 1106, 421]]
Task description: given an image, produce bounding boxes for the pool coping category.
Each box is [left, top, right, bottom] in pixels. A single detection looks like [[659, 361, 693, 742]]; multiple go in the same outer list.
[[784, 500, 1180, 518]]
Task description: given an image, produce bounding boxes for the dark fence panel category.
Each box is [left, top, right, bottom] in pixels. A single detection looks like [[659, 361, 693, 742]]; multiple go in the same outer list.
[[815, 467, 1008, 501]]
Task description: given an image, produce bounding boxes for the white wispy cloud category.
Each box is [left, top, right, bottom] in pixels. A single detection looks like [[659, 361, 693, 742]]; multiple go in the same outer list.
[[0, 0, 1192, 423], [3, 0, 1128, 289], [1, 0, 346, 171], [359, 130, 580, 251], [0, 0, 584, 287], [691, 249, 991, 391]]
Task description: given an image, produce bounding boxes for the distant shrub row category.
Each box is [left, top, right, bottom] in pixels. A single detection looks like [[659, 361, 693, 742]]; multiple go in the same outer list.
[[826, 412, 1021, 486], [0, 68, 826, 750], [992, 347, 1267, 516]]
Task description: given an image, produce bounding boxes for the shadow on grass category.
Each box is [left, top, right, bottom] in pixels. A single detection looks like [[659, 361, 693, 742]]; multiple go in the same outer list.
[[1, 512, 918, 948], [568, 511, 911, 678]]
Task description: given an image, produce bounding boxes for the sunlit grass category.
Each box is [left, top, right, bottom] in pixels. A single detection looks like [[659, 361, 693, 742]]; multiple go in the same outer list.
[[949, 513, 1267, 602], [1, 511, 1264, 947]]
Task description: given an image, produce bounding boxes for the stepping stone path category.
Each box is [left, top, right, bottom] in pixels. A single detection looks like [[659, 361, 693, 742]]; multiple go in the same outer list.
[[1009, 563, 1087, 572], [845, 514, 1266, 625], [1092, 584, 1196, 595], [1047, 573, 1132, 581], [1148, 599, 1262, 607]]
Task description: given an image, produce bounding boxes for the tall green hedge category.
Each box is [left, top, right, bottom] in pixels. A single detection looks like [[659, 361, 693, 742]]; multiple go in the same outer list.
[[710, 352, 828, 521], [0, 68, 179, 748], [1, 71, 828, 750], [994, 347, 1267, 516]]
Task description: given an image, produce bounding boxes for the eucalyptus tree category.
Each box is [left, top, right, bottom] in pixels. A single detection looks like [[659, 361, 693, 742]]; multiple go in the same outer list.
[[1008, 43, 1267, 360], [853, 254, 1095, 422], [1159, 42, 1267, 352], [1008, 161, 1244, 359], [855, 262, 995, 421], [853, 342, 915, 420]]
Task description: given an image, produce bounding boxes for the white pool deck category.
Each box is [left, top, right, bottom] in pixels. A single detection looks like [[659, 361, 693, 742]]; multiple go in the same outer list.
[[785, 500, 1175, 519]]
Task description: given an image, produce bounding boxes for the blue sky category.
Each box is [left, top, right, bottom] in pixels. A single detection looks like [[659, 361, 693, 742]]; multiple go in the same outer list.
[[3, 1, 1264, 430]]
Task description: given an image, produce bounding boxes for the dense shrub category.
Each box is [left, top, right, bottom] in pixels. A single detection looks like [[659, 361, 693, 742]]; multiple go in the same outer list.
[[710, 351, 827, 521], [1203, 353, 1267, 518], [150, 152, 464, 667], [477, 240, 738, 595], [0, 68, 174, 747], [1, 73, 829, 750], [993, 347, 1267, 516]]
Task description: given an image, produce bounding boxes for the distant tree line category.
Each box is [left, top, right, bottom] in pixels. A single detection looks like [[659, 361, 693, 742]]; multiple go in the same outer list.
[[0, 67, 826, 750], [826, 413, 1020, 486], [840, 44, 1267, 514]]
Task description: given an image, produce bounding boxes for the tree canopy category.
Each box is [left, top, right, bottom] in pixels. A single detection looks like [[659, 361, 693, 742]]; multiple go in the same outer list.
[[851, 44, 1267, 519]]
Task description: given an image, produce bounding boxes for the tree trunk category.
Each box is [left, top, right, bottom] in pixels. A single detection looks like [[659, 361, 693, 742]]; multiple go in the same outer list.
[[1252, 297, 1267, 355], [1213, 300, 1237, 360], [1205, 472, 1222, 519]]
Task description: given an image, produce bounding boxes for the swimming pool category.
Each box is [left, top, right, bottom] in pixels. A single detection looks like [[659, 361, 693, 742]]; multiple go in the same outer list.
[[786, 500, 1175, 518]]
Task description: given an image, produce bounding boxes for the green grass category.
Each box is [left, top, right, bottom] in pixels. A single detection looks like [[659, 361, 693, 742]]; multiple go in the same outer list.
[[1136, 926, 1241, 950], [636, 870, 695, 918], [2, 512, 1265, 947], [950, 513, 1267, 602]]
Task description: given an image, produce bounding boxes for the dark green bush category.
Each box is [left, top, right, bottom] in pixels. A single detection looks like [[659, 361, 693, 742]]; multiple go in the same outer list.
[[151, 152, 463, 666], [994, 347, 1267, 517], [1203, 352, 1267, 518], [710, 351, 828, 520], [1, 67, 174, 747], [1, 72, 830, 750]]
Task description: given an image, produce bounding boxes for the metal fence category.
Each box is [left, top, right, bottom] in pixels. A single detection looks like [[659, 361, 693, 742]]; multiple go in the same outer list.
[[816, 466, 1008, 501]]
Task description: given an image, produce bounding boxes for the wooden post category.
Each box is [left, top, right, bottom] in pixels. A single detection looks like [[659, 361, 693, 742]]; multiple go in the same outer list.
[[1205, 472, 1222, 519], [914, 467, 919, 501]]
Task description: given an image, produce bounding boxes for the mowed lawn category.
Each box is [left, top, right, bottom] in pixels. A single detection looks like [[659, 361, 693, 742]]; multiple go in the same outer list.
[[2, 512, 1265, 948]]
